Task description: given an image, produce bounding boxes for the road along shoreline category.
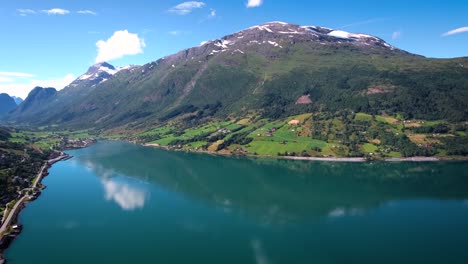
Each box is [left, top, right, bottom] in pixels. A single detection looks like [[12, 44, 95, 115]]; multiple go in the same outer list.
[[0, 154, 71, 264]]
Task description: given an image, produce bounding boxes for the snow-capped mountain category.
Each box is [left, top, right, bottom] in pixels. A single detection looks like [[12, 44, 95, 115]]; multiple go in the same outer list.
[[67, 62, 140, 89], [77, 62, 118, 82], [197, 21, 398, 56], [152, 21, 406, 72], [8, 21, 465, 129]]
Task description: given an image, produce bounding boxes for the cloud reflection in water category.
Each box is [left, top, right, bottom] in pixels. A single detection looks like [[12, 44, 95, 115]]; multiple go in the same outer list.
[[250, 238, 270, 264], [102, 178, 147, 210]]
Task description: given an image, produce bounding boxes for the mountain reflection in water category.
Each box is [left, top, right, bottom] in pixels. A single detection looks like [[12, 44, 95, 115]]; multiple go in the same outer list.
[[71, 141, 468, 222]]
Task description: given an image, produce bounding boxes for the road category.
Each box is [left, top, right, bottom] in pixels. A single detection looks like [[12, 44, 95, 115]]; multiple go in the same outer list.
[[32, 164, 48, 189], [0, 196, 26, 236], [0, 161, 48, 238]]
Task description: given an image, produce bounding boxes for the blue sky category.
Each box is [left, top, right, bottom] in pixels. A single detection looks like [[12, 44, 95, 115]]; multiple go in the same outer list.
[[0, 0, 467, 98]]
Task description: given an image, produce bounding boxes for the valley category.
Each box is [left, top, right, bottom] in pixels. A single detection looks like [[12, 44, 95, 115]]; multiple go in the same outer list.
[[1, 22, 466, 160], [1, 1, 467, 263]]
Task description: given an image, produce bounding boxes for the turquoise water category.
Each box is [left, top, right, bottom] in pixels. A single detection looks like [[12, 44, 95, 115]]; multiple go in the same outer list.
[[5, 141, 468, 264]]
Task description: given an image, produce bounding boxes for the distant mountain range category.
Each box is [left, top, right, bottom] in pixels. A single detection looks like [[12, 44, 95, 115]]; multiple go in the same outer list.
[[10, 87, 57, 118], [12, 96, 23, 105], [3, 22, 468, 128], [0, 93, 17, 116]]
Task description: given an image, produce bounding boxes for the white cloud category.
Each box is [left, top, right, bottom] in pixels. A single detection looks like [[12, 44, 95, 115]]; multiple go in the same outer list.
[[18, 8, 97, 16], [442, 26, 468, 37], [0, 77, 14, 83], [392, 31, 402, 40], [247, 0, 263, 8], [95, 30, 146, 63], [17, 9, 36, 16], [0, 74, 75, 98], [199, 9, 217, 23], [32, 74, 75, 89], [77, 10, 97, 15], [42, 8, 70, 15], [169, 1, 205, 15], [209, 9, 216, 18]]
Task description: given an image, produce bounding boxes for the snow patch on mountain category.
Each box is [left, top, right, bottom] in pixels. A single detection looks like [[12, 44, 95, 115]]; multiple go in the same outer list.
[[327, 30, 377, 41], [268, 41, 282, 48], [265, 21, 288, 25], [70, 62, 140, 88], [249, 25, 273, 33], [214, 40, 231, 49], [78, 74, 93, 81]]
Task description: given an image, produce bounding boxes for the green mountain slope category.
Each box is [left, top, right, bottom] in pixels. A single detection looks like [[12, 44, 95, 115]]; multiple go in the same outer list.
[[13, 22, 468, 128], [8, 87, 57, 121]]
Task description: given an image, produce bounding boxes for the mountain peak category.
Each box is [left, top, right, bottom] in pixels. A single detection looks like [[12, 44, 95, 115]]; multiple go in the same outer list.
[[68, 62, 118, 87], [84, 62, 117, 78], [94, 61, 115, 68], [65, 62, 141, 90], [263, 21, 289, 25], [12, 96, 23, 105], [235, 21, 396, 51]]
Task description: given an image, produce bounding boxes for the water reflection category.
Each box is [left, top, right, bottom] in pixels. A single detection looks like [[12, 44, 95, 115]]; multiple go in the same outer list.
[[328, 207, 364, 218], [73, 152, 149, 210], [63, 221, 80, 230], [68, 141, 468, 221], [250, 238, 271, 264], [101, 178, 147, 210]]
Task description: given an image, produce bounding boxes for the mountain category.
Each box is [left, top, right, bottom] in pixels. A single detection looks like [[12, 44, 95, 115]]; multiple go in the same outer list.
[[9, 87, 57, 120], [12, 96, 23, 105], [4, 63, 139, 124], [0, 93, 17, 116], [57, 62, 138, 107], [65, 62, 137, 91], [4, 22, 468, 129]]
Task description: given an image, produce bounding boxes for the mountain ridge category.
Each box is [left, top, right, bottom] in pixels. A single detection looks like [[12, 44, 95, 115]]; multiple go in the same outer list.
[[3, 21, 468, 129], [11, 87, 57, 117]]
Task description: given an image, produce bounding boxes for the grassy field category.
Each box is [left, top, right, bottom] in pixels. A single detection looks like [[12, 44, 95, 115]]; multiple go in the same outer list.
[[186, 141, 208, 149], [134, 111, 466, 159], [362, 143, 378, 153], [7, 129, 96, 150], [355, 113, 372, 121], [244, 139, 328, 156], [149, 120, 240, 146], [375, 115, 399, 124], [387, 151, 403, 158]]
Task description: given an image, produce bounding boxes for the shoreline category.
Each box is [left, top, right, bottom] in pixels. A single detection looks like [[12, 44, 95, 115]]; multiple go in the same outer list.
[[0, 153, 71, 263], [142, 143, 467, 162]]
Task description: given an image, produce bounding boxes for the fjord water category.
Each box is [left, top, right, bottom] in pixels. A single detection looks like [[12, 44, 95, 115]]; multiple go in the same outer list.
[[6, 141, 468, 264]]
